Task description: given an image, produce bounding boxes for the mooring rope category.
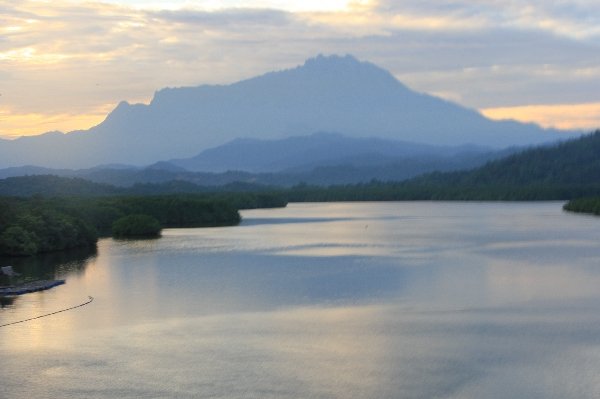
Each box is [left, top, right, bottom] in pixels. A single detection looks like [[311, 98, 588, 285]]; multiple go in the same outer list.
[[0, 296, 94, 328]]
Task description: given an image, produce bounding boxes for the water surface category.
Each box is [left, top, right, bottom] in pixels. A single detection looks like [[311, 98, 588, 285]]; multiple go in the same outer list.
[[1, 202, 600, 398]]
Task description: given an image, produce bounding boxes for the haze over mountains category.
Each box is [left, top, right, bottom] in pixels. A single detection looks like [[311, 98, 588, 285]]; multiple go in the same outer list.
[[167, 132, 496, 173], [0, 54, 578, 170], [0, 132, 513, 187], [2, 130, 599, 200]]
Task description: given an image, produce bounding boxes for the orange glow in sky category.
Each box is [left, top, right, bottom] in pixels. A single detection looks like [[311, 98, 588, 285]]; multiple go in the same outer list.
[[0, 108, 113, 139], [1, 0, 599, 138], [481, 103, 600, 131]]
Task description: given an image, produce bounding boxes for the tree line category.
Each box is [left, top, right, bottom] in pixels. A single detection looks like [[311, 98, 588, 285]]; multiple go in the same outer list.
[[563, 197, 600, 216], [0, 193, 287, 256]]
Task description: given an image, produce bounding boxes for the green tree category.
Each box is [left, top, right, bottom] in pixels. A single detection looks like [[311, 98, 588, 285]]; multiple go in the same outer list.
[[112, 214, 162, 238], [0, 226, 39, 256]]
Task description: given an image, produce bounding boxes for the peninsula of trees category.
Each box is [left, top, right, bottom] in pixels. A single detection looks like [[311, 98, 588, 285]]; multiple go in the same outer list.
[[0, 193, 286, 256], [563, 197, 600, 216]]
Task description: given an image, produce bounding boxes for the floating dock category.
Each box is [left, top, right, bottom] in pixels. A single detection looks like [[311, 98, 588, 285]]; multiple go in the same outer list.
[[0, 280, 65, 296]]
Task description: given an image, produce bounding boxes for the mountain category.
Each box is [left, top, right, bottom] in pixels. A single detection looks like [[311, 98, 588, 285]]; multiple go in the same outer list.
[[169, 132, 497, 173], [0, 165, 73, 180], [0, 54, 578, 169]]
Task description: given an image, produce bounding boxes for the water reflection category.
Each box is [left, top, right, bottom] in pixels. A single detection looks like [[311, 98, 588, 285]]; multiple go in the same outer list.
[[0, 246, 96, 310], [3, 302, 600, 398], [0, 295, 15, 308], [2, 202, 600, 398], [0, 246, 97, 282], [241, 216, 354, 226]]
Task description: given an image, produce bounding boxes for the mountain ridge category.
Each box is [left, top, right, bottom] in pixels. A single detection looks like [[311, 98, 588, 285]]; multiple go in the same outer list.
[[168, 132, 497, 173], [405, 129, 600, 190], [2, 130, 599, 201], [0, 132, 514, 186], [0, 54, 578, 169]]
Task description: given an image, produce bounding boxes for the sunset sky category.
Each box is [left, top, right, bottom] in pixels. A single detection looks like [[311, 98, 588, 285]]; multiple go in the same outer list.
[[1, 0, 600, 138]]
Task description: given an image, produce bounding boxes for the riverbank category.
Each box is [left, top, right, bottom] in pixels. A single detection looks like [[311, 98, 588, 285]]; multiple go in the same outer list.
[[563, 197, 600, 216], [0, 279, 65, 296], [0, 193, 288, 256]]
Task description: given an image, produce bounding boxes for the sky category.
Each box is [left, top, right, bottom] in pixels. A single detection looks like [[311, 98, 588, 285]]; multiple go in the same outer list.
[[1, 0, 600, 138]]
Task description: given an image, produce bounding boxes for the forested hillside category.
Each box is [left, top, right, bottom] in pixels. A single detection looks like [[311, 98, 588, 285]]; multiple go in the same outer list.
[[563, 197, 600, 216], [414, 130, 600, 187], [283, 130, 600, 201]]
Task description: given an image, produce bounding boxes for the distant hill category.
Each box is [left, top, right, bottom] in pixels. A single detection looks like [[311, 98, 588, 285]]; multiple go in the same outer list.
[[0, 174, 262, 197], [0, 175, 122, 197], [0, 54, 577, 169], [3, 131, 600, 201], [169, 132, 499, 173], [0, 132, 515, 187]]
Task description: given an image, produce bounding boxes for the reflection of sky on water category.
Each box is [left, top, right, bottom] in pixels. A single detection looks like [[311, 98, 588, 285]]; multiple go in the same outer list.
[[3, 304, 600, 398], [2, 202, 600, 398]]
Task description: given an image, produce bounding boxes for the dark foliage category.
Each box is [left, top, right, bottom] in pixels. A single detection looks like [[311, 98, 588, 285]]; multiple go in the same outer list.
[[52, 195, 243, 236], [112, 214, 162, 238], [0, 192, 288, 256], [0, 185, 291, 256], [0, 198, 97, 256], [563, 197, 600, 216]]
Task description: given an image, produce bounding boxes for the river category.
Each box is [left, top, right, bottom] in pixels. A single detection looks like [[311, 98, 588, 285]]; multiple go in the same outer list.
[[1, 202, 600, 398]]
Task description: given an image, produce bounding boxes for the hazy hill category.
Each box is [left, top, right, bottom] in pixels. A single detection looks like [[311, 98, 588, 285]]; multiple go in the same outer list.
[[0, 132, 513, 187], [0, 175, 122, 197], [0, 54, 576, 169], [2, 131, 600, 200], [169, 132, 496, 173]]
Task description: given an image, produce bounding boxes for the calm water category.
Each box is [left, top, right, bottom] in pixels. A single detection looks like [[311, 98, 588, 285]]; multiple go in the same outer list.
[[1, 202, 600, 398]]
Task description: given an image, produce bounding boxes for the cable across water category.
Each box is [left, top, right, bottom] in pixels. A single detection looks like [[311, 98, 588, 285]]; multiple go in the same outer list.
[[0, 296, 94, 328]]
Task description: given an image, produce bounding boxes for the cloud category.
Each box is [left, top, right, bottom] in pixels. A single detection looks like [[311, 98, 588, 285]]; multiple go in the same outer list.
[[1, 0, 599, 136], [373, 0, 600, 40], [0, 105, 113, 138], [151, 8, 292, 27], [481, 102, 600, 131]]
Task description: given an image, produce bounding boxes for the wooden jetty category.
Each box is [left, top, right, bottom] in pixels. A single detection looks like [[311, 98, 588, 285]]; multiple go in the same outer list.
[[0, 280, 65, 296]]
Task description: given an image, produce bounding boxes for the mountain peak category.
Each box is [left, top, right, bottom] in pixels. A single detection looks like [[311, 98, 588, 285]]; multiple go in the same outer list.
[[303, 54, 360, 68], [299, 54, 392, 78], [0, 54, 577, 169]]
